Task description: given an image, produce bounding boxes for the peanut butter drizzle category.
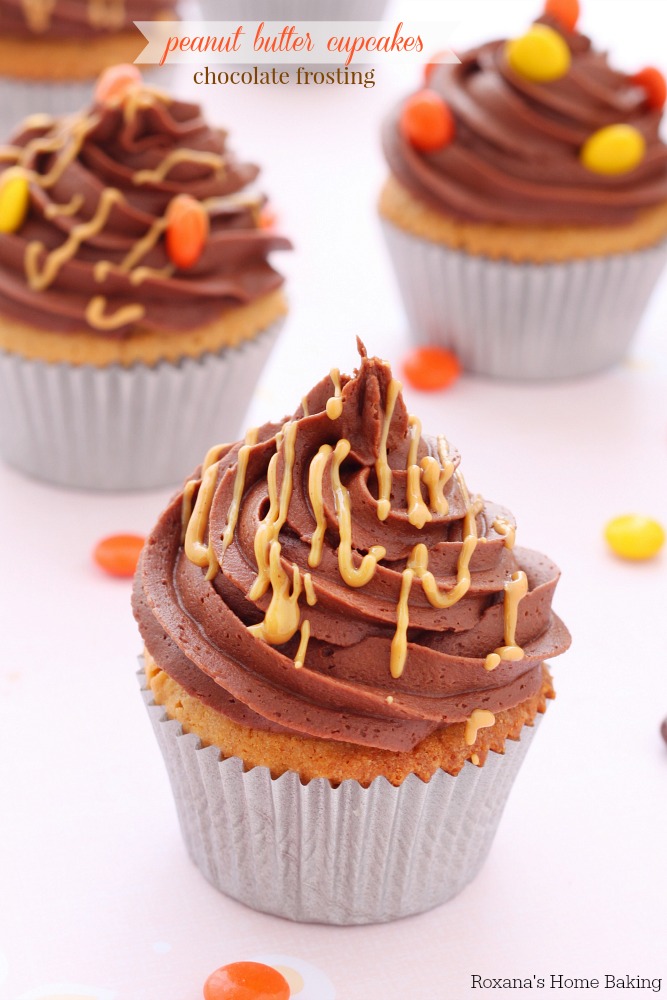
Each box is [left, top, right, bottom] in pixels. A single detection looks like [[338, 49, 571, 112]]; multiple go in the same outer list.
[[218, 428, 258, 563], [386, 695, 394, 704], [483, 570, 528, 670], [307, 443, 332, 569], [0, 148, 21, 165], [332, 438, 386, 587], [301, 396, 309, 417], [420, 435, 454, 516], [493, 517, 516, 549], [471, 752, 480, 766], [21, 0, 55, 31], [465, 709, 495, 746], [406, 416, 431, 529], [184, 460, 222, 581], [133, 149, 225, 186], [303, 572, 317, 606], [181, 478, 199, 542], [85, 295, 145, 330], [375, 376, 402, 521], [44, 194, 84, 220], [325, 368, 343, 420], [25, 187, 124, 292], [390, 568, 414, 678], [293, 620, 310, 669], [248, 421, 298, 602], [248, 541, 302, 645]]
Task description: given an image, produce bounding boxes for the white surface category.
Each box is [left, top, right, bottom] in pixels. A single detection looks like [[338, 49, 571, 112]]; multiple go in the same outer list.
[[1, 1, 667, 997]]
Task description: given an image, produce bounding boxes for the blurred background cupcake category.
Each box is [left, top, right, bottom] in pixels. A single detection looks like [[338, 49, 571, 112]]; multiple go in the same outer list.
[[197, 1, 388, 23], [0, 64, 291, 490], [0, 0, 177, 137], [134, 346, 571, 924], [380, 0, 667, 380]]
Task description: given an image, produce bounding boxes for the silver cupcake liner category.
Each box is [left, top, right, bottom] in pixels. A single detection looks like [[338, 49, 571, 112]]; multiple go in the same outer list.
[[382, 221, 667, 380], [197, 0, 388, 22], [0, 321, 281, 490], [0, 68, 174, 140], [141, 672, 540, 925]]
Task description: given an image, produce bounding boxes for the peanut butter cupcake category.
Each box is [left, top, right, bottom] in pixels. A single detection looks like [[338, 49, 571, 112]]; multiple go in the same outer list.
[[133, 342, 571, 924], [380, 2, 667, 379], [0, 66, 291, 489], [0, 0, 175, 136]]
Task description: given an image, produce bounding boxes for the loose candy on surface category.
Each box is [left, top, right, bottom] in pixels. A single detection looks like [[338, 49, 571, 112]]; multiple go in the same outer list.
[[94, 63, 143, 106], [632, 66, 667, 111], [506, 24, 571, 83], [543, 0, 580, 32], [203, 962, 290, 1000], [580, 124, 646, 175], [402, 346, 462, 391], [399, 90, 455, 153], [93, 534, 146, 578], [0, 169, 30, 235], [165, 194, 210, 269], [604, 515, 665, 561]]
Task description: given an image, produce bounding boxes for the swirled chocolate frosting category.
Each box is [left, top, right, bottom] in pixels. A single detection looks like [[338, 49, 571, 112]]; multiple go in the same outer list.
[[133, 344, 570, 753], [0, 81, 290, 336], [382, 15, 667, 226], [0, 0, 172, 38]]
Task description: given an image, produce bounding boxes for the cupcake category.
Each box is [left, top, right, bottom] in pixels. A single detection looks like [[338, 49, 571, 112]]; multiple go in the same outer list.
[[0, 66, 291, 490], [133, 342, 571, 924], [380, 2, 667, 379], [0, 0, 175, 136]]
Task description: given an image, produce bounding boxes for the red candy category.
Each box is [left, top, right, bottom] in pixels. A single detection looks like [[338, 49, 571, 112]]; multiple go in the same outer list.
[[543, 0, 580, 32], [203, 962, 290, 1000], [165, 194, 210, 270], [632, 67, 667, 111], [399, 90, 455, 153], [93, 534, 145, 578], [95, 63, 143, 106], [402, 346, 461, 391]]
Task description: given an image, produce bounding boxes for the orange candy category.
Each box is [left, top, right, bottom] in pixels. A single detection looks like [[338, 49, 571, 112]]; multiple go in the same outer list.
[[543, 0, 580, 32], [95, 63, 143, 106], [402, 346, 462, 391], [258, 205, 277, 230], [93, 534, 145, 578], [632, 66, 667, 111], [399, 90, 455, 153], [165, 194, 210, 269], [203, 962, 290, 1000]]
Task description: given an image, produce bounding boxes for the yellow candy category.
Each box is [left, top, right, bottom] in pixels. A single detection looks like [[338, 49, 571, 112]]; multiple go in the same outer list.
[[581, 124, 646, 175], [605, 514, 665, 561], [0, 168, 30, 234], [506, 24, 571, 83]]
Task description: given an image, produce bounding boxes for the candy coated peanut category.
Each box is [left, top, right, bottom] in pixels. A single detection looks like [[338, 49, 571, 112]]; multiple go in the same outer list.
[[506, 24, 571, 83], [632, 66, 667, 111], [399, 90, 455, 153], [544, 0, 580, 33], [93, 534, 145, 577], [204, 962, 290, 1000], [165, 194, 210, 269], [580, 124, 645, 175], [95, 63, 143, 106], [403, 346, 461, 391], [0, 169, 30, 234], [604, 515, 665, 561]]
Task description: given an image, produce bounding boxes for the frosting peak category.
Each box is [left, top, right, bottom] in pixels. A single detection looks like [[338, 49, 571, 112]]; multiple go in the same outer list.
[[133, 345, 571, 753]]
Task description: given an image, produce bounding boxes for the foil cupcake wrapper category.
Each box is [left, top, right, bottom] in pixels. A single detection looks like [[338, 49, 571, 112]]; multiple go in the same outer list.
[[197, 0, 388, 21], [141, 673, 540, 925], [382, 221, 667, 380], [0, 322, 281, 491], [0, 68, 174, 140]]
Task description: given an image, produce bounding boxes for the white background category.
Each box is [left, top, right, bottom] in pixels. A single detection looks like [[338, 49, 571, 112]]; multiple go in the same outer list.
[[1, 1, 667, 997]]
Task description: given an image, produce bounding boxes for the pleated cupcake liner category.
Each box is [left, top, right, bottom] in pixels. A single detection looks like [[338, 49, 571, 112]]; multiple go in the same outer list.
[[382, 221, 667, 380], [0, 321, 281, 491], [0, 67, 174, 140], [140, 671, 540, 925], [197, 0, 388, 22]]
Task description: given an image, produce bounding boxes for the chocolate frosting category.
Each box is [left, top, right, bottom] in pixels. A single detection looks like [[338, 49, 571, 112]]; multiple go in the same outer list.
[[0, 84, 291, 336], [382, 15, 667, 226], [132, 346, 571, 753], [0, 0, 173, 38]]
